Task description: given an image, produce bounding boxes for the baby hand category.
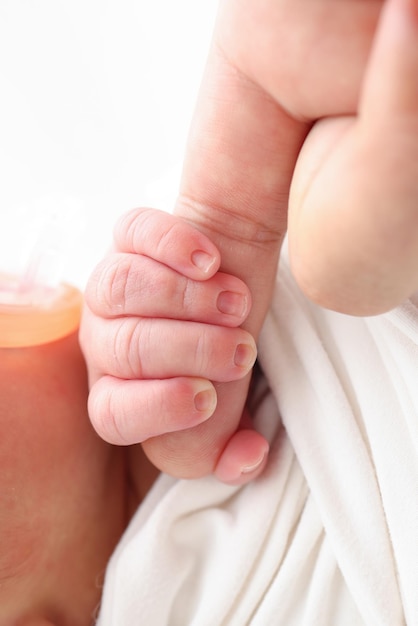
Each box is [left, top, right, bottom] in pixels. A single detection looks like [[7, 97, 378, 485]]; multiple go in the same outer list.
[[80, 207, 269, 484]]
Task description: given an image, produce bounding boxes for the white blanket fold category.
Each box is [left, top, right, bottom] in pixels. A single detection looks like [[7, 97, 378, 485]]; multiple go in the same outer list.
[[98, 257, 418, 625]]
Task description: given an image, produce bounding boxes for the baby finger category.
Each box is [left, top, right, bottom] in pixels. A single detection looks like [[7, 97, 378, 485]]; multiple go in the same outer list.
[[88, 375, 217, 445], [90, 317, 257, 382]]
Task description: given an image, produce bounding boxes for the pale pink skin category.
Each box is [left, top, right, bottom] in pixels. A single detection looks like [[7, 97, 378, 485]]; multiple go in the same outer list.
[[81, 0, 418, 485], [82, 207, 269, 484], [4, 0, 418, 622]]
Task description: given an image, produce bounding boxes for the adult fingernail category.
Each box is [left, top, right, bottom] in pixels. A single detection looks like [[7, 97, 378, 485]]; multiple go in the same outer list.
[[191, 250, 217, 274], [234, 342, 257, 369], [194, 384, 217, 414], [217, 291, 248, 318]]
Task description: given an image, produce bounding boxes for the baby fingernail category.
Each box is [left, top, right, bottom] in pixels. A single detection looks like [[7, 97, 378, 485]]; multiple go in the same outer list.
[[234, 342, 257, 369], [217, 291, 248, 318], [240, 449, 268, 475], [194, 385, 217, 414], [191, 250, 217, 274]]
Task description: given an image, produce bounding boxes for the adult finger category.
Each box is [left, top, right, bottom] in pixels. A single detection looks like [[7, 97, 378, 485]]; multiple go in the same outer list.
[[135, 0, 382, 480]]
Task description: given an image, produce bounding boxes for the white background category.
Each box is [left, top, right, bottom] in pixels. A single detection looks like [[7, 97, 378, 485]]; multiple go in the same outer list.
[[0, 0, 217, 288]]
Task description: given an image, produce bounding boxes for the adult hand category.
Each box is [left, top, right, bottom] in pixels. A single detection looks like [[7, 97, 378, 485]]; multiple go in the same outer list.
[[82, 0, 418, 481], [147, 0, 418, 475]]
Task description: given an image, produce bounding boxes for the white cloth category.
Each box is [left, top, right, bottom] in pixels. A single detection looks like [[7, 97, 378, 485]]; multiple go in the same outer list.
[[97, 256, 418, 626]]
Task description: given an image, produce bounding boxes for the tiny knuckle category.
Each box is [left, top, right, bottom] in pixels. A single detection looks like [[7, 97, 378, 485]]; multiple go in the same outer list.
[[148, 263, 179, 306], [114, 207, 143, 250], [112, 319, 144, 378], [128, 207, 162, 252], [178, 276, 194, 314], [194, 329, 210, 372], [104, 257, 131, 312], [155, 221, 177, 256], [86, 256, 129, 314], [101, 387, 128, 444]]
